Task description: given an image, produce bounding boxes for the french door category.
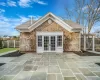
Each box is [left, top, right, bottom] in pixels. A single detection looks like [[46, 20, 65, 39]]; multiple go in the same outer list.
[[44, 36, 56, 52], [36, 32, 63, 53]]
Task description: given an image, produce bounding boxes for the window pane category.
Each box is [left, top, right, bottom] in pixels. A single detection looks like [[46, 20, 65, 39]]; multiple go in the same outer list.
[[38, 36, 42, 47], [57, 35, 62, 46]]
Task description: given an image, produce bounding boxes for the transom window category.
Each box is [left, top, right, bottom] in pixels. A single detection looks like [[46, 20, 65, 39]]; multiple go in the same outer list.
[[38, 36, 42, 47], [57, 35, 62, 47]]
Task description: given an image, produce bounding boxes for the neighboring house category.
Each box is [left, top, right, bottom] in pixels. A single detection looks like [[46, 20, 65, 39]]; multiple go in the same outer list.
[[16, 12, 82, 53]]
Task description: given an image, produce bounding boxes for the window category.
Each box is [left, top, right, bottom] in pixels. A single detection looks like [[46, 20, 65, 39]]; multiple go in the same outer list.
[[38, 36, 42, 47], [57, 35, 62, 47]]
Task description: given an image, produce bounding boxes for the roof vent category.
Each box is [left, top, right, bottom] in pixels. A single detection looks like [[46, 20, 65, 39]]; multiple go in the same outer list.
[[48, 19, 52, 24]]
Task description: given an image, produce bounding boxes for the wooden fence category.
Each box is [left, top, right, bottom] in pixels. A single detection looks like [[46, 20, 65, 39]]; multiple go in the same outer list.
[[2, 38, 100, 52], [3, 40, 19, 48], [95, 38, 100, 52]]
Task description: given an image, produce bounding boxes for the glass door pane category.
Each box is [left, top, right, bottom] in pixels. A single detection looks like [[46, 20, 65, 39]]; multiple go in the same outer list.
[[50, 36, 55, 51], [44, 36, 49, 51]]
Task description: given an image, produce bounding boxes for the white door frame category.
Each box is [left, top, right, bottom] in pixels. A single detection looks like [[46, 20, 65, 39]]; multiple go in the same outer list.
[[36, 32, 63, 53]]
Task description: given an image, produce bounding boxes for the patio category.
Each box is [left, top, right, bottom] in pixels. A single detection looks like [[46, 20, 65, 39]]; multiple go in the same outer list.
[[0, 52, 100, 80]]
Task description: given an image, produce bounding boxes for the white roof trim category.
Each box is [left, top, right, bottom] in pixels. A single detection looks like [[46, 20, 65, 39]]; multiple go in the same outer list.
[[17, 12, 82, 32], [28, 12, 73, 32], [51, 17, 72, 32], [49, 13, 73, 29], [29, 17, 51, 32]]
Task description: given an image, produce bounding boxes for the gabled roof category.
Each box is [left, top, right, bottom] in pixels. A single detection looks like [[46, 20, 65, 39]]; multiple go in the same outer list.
[[16, 12, 82, 32]]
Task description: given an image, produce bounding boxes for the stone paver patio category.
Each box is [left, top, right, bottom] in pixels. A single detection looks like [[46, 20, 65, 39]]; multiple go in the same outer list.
[[0, 52, 100, 80]]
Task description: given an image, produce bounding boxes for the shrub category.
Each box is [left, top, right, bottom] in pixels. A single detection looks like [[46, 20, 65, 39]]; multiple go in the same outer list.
[[0, 39, 3, 49]]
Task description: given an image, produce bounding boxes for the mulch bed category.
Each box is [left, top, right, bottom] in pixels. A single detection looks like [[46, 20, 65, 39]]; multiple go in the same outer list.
[[74, 51, 100, 56], [0, 63, 5, 66], [0, 51, 25, 57], [95, 63, 100, 66], [96, 49, 100, 52]]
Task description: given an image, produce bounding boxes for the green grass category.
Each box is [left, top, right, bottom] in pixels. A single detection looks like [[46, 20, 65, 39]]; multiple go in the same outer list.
[[0, 48, 18, 54]]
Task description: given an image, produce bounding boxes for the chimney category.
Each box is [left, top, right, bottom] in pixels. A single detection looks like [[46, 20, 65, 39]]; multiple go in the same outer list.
[[31, 16, 33, 24]]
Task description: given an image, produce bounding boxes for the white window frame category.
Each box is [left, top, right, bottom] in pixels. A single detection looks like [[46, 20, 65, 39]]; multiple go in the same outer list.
[[37, 36, 42, 47], [57, 35, 63, 47]]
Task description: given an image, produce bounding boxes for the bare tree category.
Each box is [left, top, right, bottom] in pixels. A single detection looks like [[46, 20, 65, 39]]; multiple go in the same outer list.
[[86, 0, 100, 33], [65, 0, 100, 33]]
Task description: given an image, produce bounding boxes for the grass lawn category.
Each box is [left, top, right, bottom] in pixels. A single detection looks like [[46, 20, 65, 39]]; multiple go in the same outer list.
[[0, 48, 18, 54]]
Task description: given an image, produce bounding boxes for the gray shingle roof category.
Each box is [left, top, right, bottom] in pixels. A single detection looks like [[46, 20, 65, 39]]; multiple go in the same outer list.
[[16, 19, 83, 30], [16, 20, 36, 29], [64, 20, 83, 29]]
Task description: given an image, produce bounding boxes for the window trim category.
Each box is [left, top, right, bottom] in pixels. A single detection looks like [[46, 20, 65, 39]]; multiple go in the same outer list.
[[38, 36, 42, 47], [57, 35, 62, 47]]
